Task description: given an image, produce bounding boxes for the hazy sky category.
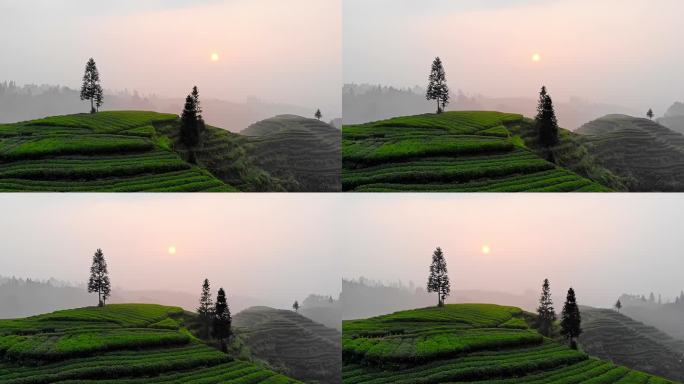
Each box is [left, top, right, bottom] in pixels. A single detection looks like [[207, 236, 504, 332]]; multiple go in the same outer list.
[[0, 194, 340, 307], [0, 0, 341, 117], [339, 194, 684, 308], [344, 0, 684, 115]]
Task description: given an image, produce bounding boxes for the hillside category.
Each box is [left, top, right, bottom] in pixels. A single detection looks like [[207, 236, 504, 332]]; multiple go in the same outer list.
[[576, 114, 684, 191], [233, 306, 341, 384], [342, 304, 674, 383], [342, 111, 612, 192], [0, 111, 340, 192], [0, 111, 235, 191], [0, 304, 301, 383], [242, 115, 341, 191], [580, 307, 684, 382]]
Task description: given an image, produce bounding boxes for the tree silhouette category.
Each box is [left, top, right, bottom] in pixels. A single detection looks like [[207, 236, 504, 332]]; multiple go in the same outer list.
[[197, 278, 213, 339], [427, 247, 450, 306], [293, 300, 300, 312], [536, 278, 556, 337], [315, 109, 322, 120], [647, 108, 654, 120], [535, 86, 559, 148], [212, 287, 231, 352], [426, 57, 450, 113], [80, 58, 104, 113], [87, 248, 110, 307], [560, 287, 582, 349], [614, 299, 622, 312], [180, 86, 205, 150]]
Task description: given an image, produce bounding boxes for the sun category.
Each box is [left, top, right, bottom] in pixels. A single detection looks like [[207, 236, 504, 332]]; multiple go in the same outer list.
[[167, 246, 177, 255], [531, 53, 541, 62], [210, 52, 219, 62], [481, 245, 491, 255]]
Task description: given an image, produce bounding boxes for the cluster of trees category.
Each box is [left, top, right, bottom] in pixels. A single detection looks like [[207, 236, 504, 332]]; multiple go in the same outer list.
[[427, 247, 451, 306], [87, 248, 111, 307], [426, 57, 450, 114], [197, 278, 232, 352], [180, 86, 206, 152], [80, 58, 104, 113], [535, 86, 559, 148], [536, 278, 582, 349]]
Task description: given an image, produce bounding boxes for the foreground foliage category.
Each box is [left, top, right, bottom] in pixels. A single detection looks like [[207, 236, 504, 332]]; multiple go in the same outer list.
[[342, 304, 674, 383]]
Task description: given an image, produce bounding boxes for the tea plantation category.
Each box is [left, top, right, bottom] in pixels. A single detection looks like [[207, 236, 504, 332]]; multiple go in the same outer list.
[[0, 304, 301, 383], [342, 112, 610, 192], [0, 111, 235, 192], [342, 304, 675, 383]]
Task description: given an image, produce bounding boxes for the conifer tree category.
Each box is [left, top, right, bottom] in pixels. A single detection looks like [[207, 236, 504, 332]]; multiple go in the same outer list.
[[87, 248, 110, 307], [191, 86, 202, 120], [212, 287, 231, 352], [315, 109, 322, 120], [80, 58, 104, 113], [536, 278, 556, 337], [647, 108, 654, 120], [427, 247, 450, 306], [426, 57, 450, 113], [615, 299, 622, 312], [180, 86, 204, 149], [293, 300, 300, 312], [535, 86, 559, 147], [197, 279, 213, 338], [560, 287, 582, 349]]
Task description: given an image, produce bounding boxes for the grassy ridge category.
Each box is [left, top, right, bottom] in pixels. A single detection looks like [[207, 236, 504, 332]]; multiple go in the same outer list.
[[342, 304, 674, 383], [342, 111, 609, 192], [0, 304, 301, 383], [0, 111, 235, 192]]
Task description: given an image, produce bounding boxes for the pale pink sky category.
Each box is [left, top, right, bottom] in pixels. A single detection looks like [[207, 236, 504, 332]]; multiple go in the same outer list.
[[0, 194, 340, 307], [344, 0, 684, 115], [339, 194, 684, 308], [0, 0, 341, 116]]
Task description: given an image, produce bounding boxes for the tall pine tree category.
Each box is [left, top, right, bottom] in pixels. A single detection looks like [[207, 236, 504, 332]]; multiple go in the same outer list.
[[87, 248, 111, 307], [647, 108, 654, 120], [80, 58, 104, 113], [614, 299, 622, 312], [197, 278, 214, 339], [560, 287, 582, 349], [315, 109, 322, 120], [212, 287, 231, 352], [535, 86, 559, 148], [180, 86, 204, 149], [426, 57, 450, 114], [536, 278, 556, 337], [427, 247, 451, 307]]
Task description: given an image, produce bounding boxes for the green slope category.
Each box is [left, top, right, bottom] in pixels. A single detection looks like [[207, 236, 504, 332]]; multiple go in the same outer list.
[[580, 307, 684, 382], [0, 304, 301, 383], [233, 306, 341, 384], [576, 114, 684, 191], [342, 111, 612, 192], [0, 111, 235, 192], [342, 304, 675, 383]]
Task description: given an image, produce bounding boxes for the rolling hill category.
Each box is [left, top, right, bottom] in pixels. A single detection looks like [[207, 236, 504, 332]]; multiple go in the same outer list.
[[0, 304, 301, 383], [342, 111, 613, 192], [580, 307, 684, 382], [576, 114, 684, 191], [342, 304, 674, 383], [242, 115, 341, 191], [0, 111, 340, 192], [233, 306, 341, 384]]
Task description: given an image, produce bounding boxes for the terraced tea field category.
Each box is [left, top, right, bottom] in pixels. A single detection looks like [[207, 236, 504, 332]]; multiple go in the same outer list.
[[580, 307, 684, 382], [242, 115, 341, 192], [0, 111, 234, 191], [234, 306, 342, 384], [0, 304, 301, 383], [342, 112, 608, 191], [577, 114, 684, 191], [342, 304, 674, 383]]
